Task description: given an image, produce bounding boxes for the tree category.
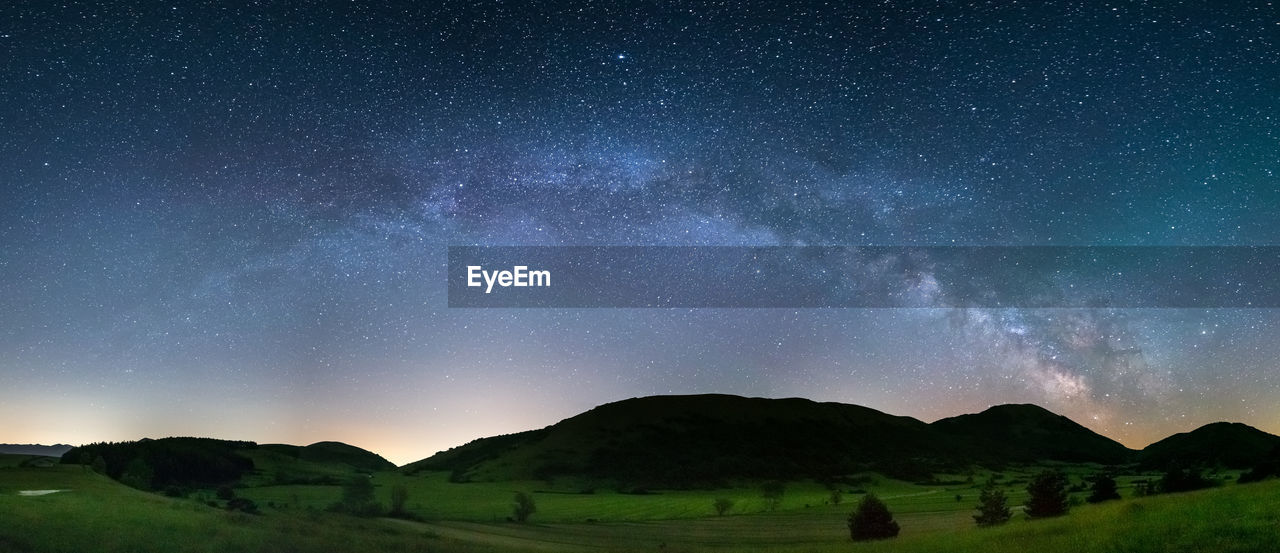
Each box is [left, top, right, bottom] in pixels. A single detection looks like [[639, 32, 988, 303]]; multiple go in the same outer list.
[[761, 481, 785, 511], [338, 475, 379, 516], [1025, 469, 1070, 518], [847, 493, 900, 541], [973, 479, 1011, 526], [512, 491, 537, 522], [389, 484, 410, 517], [713, 497, 734, 516], [1087, 474, 1121, 503]]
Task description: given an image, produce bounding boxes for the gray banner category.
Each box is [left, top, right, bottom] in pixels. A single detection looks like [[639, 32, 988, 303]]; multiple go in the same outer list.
[[448, 246, 1280, 308]]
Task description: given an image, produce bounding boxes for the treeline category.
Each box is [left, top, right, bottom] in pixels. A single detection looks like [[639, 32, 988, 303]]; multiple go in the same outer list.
[[62, 438, 256, 491]]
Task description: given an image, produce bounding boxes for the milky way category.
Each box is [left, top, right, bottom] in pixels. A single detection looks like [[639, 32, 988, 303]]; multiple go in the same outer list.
[[2, 2, 1278, 464]]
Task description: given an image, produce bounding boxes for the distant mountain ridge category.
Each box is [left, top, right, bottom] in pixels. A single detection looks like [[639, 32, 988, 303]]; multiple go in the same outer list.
[[0, 443, 73, 457], [405, 394, 1142, 487]]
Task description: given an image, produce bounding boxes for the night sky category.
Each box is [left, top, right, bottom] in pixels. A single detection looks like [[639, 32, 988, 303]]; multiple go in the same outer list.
[[2, 2, 1278, 465]]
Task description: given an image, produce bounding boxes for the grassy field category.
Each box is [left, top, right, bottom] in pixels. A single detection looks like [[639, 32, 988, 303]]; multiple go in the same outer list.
[[2, 454, 1273, 552], [240, 462, 1194, 523]]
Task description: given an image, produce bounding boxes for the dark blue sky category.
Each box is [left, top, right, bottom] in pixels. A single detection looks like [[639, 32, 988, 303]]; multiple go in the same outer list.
[[2, 1, 1277, 463]]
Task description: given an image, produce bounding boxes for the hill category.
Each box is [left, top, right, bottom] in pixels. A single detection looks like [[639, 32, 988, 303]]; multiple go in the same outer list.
[[0, 443, 73, 457], [406, 394, 943, 485], [60, 438, 393, 490], [257, 441, 396, 472], [930, 404, 1134, 464], [1139, 422, 1280, 469], [405, 394, 1133, 486]]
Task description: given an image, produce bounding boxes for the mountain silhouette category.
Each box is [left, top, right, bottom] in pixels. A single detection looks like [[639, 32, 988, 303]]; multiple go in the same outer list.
[[1139, 422, 1280, 469], [405, 395, 1135, 486]]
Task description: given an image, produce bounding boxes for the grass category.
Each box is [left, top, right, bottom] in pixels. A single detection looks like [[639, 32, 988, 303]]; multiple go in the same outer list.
[[2, 456, 1275, 553]]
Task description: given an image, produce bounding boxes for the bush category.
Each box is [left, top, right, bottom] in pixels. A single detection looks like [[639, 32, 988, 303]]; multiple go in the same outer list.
[[761, 481, 785, 511], [1025, 469, 1069, 518], [512, 491, 536, 522], [847, 493, 900, 541], [1087, 474, 1121, 503], [713, 497, 734, 516]]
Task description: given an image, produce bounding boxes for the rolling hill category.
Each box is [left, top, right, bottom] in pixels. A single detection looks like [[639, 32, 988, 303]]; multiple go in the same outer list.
[[60, 438, 393, 490], [1139, 421, 1280, 469], [404, 394, 1135, 486], [258, 441, 396, 472], [930, 404, 1134, 464]]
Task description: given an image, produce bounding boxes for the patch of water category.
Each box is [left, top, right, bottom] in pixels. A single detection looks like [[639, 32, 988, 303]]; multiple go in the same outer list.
[[18, 490, 68, 496]]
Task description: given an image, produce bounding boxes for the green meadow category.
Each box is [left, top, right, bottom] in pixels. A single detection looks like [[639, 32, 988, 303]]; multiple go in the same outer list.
[[2, 453, 1273, 553]]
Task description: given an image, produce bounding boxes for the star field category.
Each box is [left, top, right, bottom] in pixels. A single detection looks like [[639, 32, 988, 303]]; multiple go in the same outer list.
[[1, 1, 1278, 464]]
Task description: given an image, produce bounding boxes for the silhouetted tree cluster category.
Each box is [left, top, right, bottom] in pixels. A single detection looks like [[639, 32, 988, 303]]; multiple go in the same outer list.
[[1025, 469, 1070, 518], [1159, 464, 1215, 494], [847, 493, 900, 541], [61, 438, 255, 490], [1086, 474, 1121, 503], [973, 479, 1011, 526]]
